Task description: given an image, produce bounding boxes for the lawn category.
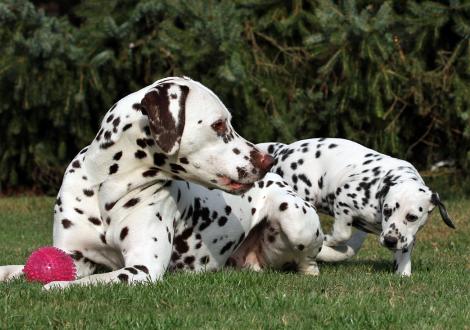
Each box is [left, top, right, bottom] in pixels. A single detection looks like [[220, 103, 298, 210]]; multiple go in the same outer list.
[[0, 195, 469, 329]]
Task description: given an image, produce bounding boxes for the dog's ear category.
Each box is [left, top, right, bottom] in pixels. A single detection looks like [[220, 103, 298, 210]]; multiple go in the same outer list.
[[431, 192, 456, 229], [140, 83, 190, 155], [376, 184, 390, 202]]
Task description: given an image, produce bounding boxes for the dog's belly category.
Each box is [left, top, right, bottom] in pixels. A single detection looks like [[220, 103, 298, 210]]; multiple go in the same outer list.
[[352, 216, 381, 235]]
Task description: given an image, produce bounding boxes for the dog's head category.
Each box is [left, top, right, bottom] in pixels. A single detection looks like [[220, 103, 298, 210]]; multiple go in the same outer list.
[[140, 77, 273, 193], [379, 181, 455, 251]]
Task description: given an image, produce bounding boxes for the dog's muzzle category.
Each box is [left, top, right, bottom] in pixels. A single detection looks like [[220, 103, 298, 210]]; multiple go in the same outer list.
[[382, 235, 398, 249]]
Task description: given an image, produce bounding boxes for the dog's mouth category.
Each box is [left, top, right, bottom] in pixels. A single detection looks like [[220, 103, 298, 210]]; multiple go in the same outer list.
[[219, 176, 253, 193]]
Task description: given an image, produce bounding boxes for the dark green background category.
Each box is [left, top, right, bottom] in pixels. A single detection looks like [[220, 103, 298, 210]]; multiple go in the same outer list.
[[1, 0, 469, 193]]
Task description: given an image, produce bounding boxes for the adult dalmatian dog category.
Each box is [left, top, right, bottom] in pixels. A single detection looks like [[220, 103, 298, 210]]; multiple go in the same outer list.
[[0, 76, 286, 289], [257, 138, 455, 276]]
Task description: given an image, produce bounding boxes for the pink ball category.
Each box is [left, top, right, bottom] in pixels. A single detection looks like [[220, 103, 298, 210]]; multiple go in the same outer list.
[[23, 247, 76, 284]]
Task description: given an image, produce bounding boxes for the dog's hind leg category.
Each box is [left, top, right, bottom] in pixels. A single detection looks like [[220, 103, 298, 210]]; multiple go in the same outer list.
[[317, 230, 367, 262]]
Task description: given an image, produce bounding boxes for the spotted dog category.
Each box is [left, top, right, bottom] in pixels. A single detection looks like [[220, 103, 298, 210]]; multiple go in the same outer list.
[[0, 77, 274, 289], [167, 172, 323, 276], [258, 138, 455, 276]]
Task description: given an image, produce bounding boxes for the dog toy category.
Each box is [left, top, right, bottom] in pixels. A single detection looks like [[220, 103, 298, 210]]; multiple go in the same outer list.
[[23, 247, 76, 284]]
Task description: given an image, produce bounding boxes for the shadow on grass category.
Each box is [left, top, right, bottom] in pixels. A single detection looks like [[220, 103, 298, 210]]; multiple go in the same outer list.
[[319, 258, 393, 273]]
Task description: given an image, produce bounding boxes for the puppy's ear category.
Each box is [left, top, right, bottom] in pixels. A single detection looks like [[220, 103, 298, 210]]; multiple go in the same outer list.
[[140, 83, 190, 155], [376, 184, 390, 202], [431, 192, 456, 229]]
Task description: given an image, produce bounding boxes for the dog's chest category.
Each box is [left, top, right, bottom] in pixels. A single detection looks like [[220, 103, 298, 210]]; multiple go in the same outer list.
[[168, 183, 253, 272]]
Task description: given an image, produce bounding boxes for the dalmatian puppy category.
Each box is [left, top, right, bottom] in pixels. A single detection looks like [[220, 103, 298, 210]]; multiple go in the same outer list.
[[167, 172, 324, 276], [258, 138, 455, 276], [0, 76, 274, 289]]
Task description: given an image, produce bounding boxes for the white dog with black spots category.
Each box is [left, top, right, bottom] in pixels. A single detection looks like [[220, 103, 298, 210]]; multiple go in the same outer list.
[[0, 77, 272, 288], [167, 173, 323, 276], [258, 138, 455, 276]]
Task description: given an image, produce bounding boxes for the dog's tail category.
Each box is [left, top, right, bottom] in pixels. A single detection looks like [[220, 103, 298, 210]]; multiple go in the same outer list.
[[0, 265, 24, 282]]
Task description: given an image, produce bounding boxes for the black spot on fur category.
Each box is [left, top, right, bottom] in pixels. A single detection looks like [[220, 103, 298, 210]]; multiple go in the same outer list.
[[134, 265, 149, 274], [170, 163, 186, 173], [136, 139, 147, 149], [72, 160, 81, 168], [184, 256, 195, 266], [62, 219, 73, 229], [88, 217, 101, 225], [153, 153, 167, 166], [83, 189, 94, 197], [100, 141, 115, 149], [218, 216, 228, 226], [123, 198, 140, 208], [279, 202, 288, 211], [142, 168, 159, 177], [125, 267, 138, 275], [118, 274, 129, 283], [135, 150, 147, 159], [220, 241, 235, 254], [109, 163, 119, 174], [120, 227, 129, 240], [105, 201, 116, 211]]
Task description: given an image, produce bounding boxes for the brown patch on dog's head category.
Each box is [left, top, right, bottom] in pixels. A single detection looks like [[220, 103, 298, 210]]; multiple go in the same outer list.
[[140, 83, 190, 155]]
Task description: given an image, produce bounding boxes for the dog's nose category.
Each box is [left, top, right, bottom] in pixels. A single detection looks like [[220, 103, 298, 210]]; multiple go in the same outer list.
[[259, 154, 274, 172], [251, 151, 274, 175], [383, 235, 398, 248]]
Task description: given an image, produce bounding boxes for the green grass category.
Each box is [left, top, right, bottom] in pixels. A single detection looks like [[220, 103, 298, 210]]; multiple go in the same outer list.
[[0, 197, 469, 329]]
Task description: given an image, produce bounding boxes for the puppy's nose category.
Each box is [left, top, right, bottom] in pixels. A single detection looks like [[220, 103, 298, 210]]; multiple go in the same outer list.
[[383, 235, 398, 248], [250, 150, 274, 175]]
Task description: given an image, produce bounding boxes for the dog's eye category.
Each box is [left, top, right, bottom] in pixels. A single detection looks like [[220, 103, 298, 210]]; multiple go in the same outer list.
[[383, 208, 392, 217], [406, 214, 418, 222], [211, 119, 227, 135]]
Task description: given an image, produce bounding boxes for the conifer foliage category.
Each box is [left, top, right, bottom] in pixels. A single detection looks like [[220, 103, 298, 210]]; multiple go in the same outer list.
[[0, 0, 469, 192]]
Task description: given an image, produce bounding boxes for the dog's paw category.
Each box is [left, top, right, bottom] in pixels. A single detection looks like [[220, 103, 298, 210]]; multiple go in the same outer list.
[[299, 263, 320, 276], [398, 271, 411, 277], [43, 280, 72, 291]]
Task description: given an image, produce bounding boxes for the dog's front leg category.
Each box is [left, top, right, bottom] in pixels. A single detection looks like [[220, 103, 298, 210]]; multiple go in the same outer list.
[[393, 242, 414, 276], [44, 204, 174, 290], [324, 210, 354, 247], [43, 238, 172, 290]]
